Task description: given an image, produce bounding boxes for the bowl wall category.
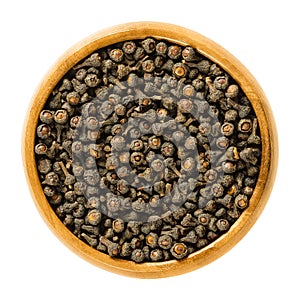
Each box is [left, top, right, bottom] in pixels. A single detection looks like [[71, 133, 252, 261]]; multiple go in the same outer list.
[[23, 22, 278, 278]]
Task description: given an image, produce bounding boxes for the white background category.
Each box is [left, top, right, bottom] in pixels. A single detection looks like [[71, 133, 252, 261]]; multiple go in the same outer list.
[[0, 0, 299, 299]]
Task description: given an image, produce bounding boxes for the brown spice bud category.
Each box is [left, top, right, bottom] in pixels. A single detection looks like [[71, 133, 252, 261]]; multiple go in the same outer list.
[[146, 232, 158, 248], [235, 194, 248, 209], [122, 41, 136, 54], [171, 243, 188, 259], [39, 110, 53, 124], [66, 91, 80, 105], [142, 59, 155, 73], [86, 209, 102, 226], [225, 84, 239, 98], [158, 235, 173, 250], [173, 63, 188, 78], [238, 119, 252, 133], [168, 45, 182, 59], [109, 48, 124, 62], [178, 98, 193, 113], [221, 122, 235, 136], [182, 46, 197, 61], [156, 42, 168, 55], [112, 219, 125, 233], [216, 219, 230, 231], [54, 109, 68, 124], [100, 236, 120, 257], [37, 124, 51, 139], [148, 136, 161, 150], [182, 84, 196, 97]]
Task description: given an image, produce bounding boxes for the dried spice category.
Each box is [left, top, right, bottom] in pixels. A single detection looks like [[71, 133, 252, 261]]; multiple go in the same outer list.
[[34, 37, 262, 263]]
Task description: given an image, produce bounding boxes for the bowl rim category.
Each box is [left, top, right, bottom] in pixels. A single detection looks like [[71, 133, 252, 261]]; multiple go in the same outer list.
[[22, 21, 278, 278]]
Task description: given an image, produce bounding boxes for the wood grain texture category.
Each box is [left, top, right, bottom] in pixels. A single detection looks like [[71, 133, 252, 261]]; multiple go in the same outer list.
[[22, 22, 278, 278]]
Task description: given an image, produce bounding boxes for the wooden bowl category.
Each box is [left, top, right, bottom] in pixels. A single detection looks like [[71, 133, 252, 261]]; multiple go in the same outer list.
[[22, 22, 278, 278]]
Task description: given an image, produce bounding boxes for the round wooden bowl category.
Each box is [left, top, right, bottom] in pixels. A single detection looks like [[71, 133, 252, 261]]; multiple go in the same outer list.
[[22, 22, 278, 278]]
